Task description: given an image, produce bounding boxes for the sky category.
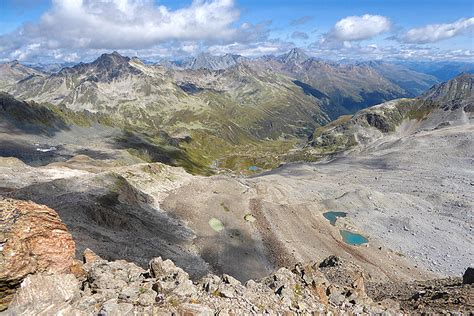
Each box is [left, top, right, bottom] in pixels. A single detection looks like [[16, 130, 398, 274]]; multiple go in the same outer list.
[[0, 0, 473, 63]]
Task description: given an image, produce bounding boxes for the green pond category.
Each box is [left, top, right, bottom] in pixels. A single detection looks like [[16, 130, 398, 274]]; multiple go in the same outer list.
[[323, 211, 347, 226], [339, 230, 369, 246]]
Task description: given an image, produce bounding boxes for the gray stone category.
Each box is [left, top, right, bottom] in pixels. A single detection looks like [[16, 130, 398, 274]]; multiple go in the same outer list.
[[137, 290, 157, 306], [99, 299, 134, 316], [177, 303, 213, 315], [222, 274, 240, 286], [329, 292, 346, 306], [118, 286, 140, 301], [219, 288, 235, 298], [200, 274, 222, 293]]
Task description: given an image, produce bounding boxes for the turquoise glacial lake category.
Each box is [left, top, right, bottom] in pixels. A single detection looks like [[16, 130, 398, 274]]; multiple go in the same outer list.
[[340, 230, 369, 246], [323, 211, 347, 226]]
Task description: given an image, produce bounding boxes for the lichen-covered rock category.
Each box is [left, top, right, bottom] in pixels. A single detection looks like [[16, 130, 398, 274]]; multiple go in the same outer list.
[[82, 257, 147, 308], [0, 198, 76, 310], [99, 299, 134, 316]]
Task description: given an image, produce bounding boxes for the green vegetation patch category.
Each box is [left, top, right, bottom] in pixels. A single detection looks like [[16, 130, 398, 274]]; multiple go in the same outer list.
[[209, 218, 224, 232]]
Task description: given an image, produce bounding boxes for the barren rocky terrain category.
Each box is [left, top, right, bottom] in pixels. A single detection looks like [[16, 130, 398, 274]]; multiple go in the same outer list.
[[1, 198, 472, 314]]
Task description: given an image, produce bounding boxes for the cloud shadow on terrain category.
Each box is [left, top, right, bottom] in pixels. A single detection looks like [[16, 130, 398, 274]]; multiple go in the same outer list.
[[199, 227, 274, 282]]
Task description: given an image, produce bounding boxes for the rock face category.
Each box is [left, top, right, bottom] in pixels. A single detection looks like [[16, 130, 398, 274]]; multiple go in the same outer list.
[[0, 198, 76, 310], [309, 73, 474, 151]]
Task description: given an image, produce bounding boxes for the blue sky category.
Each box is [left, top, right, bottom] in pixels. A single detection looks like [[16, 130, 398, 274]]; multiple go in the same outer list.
[[0, 0, 473, 62]]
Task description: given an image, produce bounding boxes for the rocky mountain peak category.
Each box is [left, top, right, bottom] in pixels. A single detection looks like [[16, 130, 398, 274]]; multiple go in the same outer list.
[[55, 51, 143, 81], [93, 51, 131, 67], [280, 48, 310, 64], [6, 60, 20, 67]]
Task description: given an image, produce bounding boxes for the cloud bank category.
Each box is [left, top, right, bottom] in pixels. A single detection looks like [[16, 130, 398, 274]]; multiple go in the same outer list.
[[0, 0, 270, 61], [401, 17, 474, 43], [0, 1, 472, 63], [25, 0, 240, 48]]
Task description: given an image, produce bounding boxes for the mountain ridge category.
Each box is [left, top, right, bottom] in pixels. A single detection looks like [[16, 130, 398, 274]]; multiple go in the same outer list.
[[308, 73, 473, 152]]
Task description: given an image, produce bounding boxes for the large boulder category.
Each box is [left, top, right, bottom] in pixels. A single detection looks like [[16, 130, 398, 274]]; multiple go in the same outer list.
[[0, 198, 76, 310]]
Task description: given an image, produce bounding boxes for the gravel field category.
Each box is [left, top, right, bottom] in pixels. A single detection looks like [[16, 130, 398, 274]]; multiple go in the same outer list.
[[253, 122, 473, 277]]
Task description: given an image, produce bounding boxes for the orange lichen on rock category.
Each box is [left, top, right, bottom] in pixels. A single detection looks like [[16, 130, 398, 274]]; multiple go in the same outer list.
[[0, 197, 76, 310]]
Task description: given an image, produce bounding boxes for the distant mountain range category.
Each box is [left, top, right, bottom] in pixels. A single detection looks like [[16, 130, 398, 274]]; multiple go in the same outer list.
[[0, 60, 45, 90], [396, 61, 474, 82], [0, 49, 472, 172]]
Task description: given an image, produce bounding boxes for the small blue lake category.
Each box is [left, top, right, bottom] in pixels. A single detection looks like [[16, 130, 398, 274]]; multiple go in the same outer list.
[[248, 166, 259, 171], [340, 230, 369, 246], [323, 211, 347, 226]]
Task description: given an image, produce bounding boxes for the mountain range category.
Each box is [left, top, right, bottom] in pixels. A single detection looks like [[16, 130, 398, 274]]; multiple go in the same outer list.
[[0, 49, 471, 172]]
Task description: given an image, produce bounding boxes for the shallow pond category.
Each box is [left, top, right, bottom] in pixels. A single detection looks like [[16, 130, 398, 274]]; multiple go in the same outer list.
[[248, 166, 259, 171], [323, 211, 347, 226], [339, 230, 368, 246]]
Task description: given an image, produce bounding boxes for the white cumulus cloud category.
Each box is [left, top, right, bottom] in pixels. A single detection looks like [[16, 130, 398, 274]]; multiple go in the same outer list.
[[328, 14, 392, 41], [401, 17, 474, 43], [32, 0, 239, 48], [0, 0, 267, 61]]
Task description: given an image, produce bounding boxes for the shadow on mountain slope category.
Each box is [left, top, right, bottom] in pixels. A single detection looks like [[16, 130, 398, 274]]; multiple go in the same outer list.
[[0, 140, 74, 166], [8, 172, 211, 279], [112, 130, 213, 175], [0, 92, 70, 136]]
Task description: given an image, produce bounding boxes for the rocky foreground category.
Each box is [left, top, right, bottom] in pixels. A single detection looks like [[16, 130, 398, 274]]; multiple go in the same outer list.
[[1, 198, 472, 315]]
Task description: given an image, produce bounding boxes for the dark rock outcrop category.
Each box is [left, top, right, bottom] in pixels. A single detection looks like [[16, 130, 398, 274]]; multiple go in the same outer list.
[[319, 255, 341, 268], [462, 267, 474, 285]]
